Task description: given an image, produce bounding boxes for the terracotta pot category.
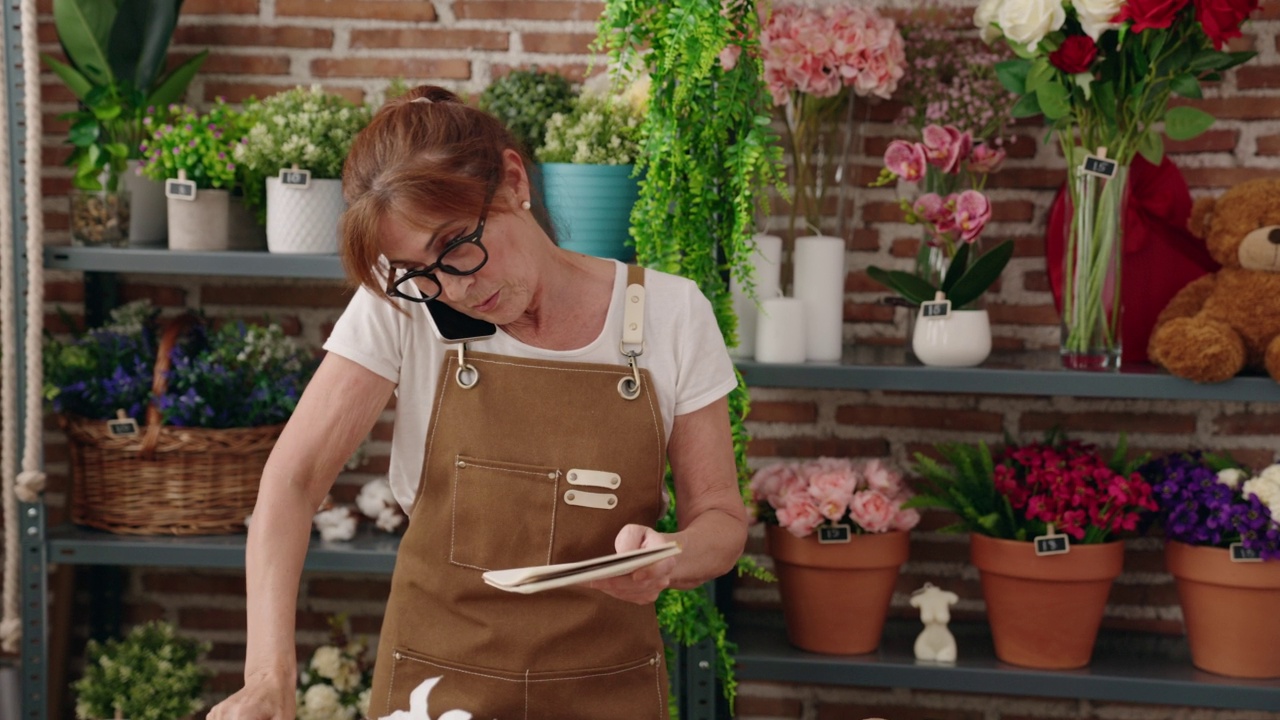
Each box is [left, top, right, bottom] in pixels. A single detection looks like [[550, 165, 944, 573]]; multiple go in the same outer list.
[[970, 533, 1123, 669], [766, 525, 910, 655], [1165, 540, 1280, 678]]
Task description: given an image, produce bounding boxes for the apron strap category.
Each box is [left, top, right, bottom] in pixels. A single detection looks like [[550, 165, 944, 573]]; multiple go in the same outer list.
[[618, 265, 647, 400]]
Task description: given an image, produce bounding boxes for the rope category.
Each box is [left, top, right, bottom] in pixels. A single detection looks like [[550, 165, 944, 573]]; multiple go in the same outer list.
[[0, 0, 20, 657], [2, 0, 46, 653]]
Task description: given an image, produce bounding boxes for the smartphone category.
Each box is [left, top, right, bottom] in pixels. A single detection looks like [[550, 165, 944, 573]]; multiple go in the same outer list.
[[426, 300, 497, 344]]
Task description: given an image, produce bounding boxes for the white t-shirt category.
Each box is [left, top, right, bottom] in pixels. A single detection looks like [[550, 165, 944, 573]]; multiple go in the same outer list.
[[323, 260, 738, 513]]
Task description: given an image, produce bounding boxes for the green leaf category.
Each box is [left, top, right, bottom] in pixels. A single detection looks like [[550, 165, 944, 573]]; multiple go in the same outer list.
[[52, 0, 117, 88], [40, 53, 93, 100], [1137, 130, 1164, 165], [946, 240, 1014, 310], [1171, 73, 1202, 99], [67, 117, 100, 146], [995, 58, 1031, 95], [109, 0, 182, 92], [866, 266, 938, 306], [1217, 51, 1258, 73], [1009, 92, 1042, 118], [147, 51, 208, 109], [1035, 80, 1071, 120], [1024, 57, 1055, 94], [940, 242, 969, 295], [1164, 106, 1215, 141]]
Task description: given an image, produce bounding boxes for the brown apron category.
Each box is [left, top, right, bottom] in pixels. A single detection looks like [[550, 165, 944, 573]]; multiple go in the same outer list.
[[368, 266, 670, 720]]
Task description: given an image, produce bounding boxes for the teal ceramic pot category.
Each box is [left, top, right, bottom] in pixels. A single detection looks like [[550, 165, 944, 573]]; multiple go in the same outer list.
[[538, 162, 640, 262]]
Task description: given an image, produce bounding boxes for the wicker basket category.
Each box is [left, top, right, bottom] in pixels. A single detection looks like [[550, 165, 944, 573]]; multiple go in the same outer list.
[[60, 313, 285, 535]]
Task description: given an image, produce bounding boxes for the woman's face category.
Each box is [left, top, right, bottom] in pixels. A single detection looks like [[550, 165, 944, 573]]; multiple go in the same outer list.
[[379, 199, 538, 326]]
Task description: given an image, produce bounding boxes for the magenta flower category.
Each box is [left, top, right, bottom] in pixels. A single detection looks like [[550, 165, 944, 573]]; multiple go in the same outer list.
[[953, 190, 992, 242], [921, 124, 972, 173], [967, 143, 1007, 174], [884, 140, 927, 182]]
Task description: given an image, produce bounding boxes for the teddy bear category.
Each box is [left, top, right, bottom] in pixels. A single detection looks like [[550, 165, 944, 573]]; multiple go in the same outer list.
[[1148, 177, 1280, 383]]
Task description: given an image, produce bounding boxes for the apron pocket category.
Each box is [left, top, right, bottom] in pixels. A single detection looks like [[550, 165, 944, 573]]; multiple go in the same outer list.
[[450, 455, 559, 571], [387, 646, 667, 720]]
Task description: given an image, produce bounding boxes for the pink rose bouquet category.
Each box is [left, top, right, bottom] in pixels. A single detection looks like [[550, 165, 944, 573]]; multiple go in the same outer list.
[[750, 457, 921, 539], [866, 124, 1014, 310], [760, 2, 905, 237]]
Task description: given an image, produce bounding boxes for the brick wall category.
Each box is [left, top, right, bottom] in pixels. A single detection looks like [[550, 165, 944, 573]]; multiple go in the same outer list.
[[26, 0, 1280, 718]]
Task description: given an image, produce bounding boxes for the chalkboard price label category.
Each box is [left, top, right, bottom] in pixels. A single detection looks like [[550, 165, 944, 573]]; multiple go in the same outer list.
[[920, 299, 951, 319], [1229, 542, 1263, 562], [817, 524, 852, 544], [279, 167, 312, 189], [1034, 532, 1070, 556], [1081, 154, 1118, 179], [165, 178, 197, 201], [106, 417, 139, 437]]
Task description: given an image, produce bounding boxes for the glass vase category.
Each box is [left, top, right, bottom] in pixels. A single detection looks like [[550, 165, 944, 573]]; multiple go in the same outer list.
[[69, 189, 131, 248], [780, 90, 858, 241], [1060, 144, 1129, 370]]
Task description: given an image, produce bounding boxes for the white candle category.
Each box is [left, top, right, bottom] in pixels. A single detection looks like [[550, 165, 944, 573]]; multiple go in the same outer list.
[[729, 234, 784, 358], [754, 297, 806, 364], [793, 235, 847, 362]]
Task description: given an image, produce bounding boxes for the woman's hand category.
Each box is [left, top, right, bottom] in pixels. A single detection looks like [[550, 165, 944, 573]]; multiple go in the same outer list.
[[206, 671, 296, 720], [586, 523, 677, 604]]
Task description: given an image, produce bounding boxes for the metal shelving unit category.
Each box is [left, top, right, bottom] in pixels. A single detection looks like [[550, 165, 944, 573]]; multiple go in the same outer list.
[[22, 252, 1280, 715]]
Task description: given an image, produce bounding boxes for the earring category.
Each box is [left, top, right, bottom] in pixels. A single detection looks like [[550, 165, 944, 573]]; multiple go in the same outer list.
[[521, 200, 531, 210]]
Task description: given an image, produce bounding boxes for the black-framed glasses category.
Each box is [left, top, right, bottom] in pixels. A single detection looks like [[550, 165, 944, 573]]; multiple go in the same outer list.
[[385, 213, 490, 303]]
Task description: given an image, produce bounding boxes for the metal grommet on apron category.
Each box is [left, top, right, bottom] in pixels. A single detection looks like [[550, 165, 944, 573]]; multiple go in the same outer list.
[[370, 264, 671, 720]]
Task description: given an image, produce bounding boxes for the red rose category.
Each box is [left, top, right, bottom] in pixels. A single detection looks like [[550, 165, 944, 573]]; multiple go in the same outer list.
[[1117, 0, 1192, 33], [1050, 35, 1099, 74], [1195, 0, 1259, 49]]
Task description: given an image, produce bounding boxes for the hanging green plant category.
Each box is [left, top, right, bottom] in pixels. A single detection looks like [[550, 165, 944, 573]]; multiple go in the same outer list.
[[597, 0, 785, 711]]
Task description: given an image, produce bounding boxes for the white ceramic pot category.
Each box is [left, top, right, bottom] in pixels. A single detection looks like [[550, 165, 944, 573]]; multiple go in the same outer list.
[[912, 308, 992, 367], [122, 159, 167, 246], [265, 177, 346, 254]]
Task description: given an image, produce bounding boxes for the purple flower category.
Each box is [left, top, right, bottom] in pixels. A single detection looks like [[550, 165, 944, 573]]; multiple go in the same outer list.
[[1140, 452, 1280, 559]]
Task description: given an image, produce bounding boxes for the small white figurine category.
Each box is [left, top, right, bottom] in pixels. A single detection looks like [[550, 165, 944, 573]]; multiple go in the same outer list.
[[378, 675, 472, 720], [910, 582, 959, 663]]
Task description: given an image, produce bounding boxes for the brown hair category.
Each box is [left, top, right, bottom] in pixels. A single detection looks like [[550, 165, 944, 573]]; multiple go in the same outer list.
[[339, 84, 552, 296]]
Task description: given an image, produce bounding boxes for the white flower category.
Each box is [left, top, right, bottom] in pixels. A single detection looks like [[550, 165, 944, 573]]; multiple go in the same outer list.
[[310, 645, 344, 680], [377, 676, 472, 720], [314, 505, 359, 542], [299, 683, 355, 720], [358, 688, 372, 718], [330, 654, 363, 693], [357, 478, 397, 518], [1073, 0, 1124, 40], [1243, 469, 1280, 522], [974, 0, 1004, 44], [1216, 467, 1246, 490], [1260, 464, 1280, 484], [995, 0, 1066, 50]]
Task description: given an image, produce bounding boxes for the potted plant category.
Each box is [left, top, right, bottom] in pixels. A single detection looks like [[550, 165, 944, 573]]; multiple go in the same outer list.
[[748, 457, 920, 654], [72, 620, 210, 720], [535, 74, 646, 261], [235, 85, 372, 254], [43, 0, 207, 246], [477, 66, 578, 158], [140, 100, 264, 251], [1138, 452, 1280, 678], [909, 432, 1156, 669], [867, 124, 1014, 367], [44, 300, 317, 534]]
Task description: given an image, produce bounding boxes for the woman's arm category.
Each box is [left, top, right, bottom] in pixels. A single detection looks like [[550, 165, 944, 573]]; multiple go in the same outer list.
[[210, 353, 396, 720], [591, 395, 747, 603]]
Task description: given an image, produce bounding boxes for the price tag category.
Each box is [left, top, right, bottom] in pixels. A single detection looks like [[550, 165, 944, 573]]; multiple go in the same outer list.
[[1033, 526, 1070, 556], [920, 298, 951, 319], [817, 524, 852, 544], [1080, 154, 1118, 179], [106, 416, 139, 437], [278, 166, 312, 189], [165, 178, 197, 201], [1229, 542, 1263, 562]]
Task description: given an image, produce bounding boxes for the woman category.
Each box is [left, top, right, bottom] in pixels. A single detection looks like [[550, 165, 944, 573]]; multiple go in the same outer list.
[[209, 85, 747, 720]]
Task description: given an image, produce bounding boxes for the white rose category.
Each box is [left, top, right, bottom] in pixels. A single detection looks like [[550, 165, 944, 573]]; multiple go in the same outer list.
[[1216, 467, 1246, 490], [1073, 0, 1124, 40], [311, 645, 344, 680], [358, 688, 372, 718], [996, 0, 1067, 50], [330, 655, 363, 693], [974, 0, 1005, 44], [300, 684, 343, 720]]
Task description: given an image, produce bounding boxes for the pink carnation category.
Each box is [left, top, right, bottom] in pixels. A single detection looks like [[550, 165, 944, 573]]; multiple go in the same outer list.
[[777, 495, 824, 537], [862, 458, 906, 498], [891, 507, 921, 531], [848, 489, 896, 533]]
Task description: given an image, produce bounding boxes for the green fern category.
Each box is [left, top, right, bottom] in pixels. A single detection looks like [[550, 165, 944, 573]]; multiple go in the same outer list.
[[597, 1, 785, 713]]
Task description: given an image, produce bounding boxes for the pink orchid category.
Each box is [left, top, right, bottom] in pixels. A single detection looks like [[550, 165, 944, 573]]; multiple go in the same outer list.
[[914, 193, 957, 235], [967, 143, 1007, 174], [953, 189, 992, 243], [884, 140, 927, 182], [921, 124, 973, 173]]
